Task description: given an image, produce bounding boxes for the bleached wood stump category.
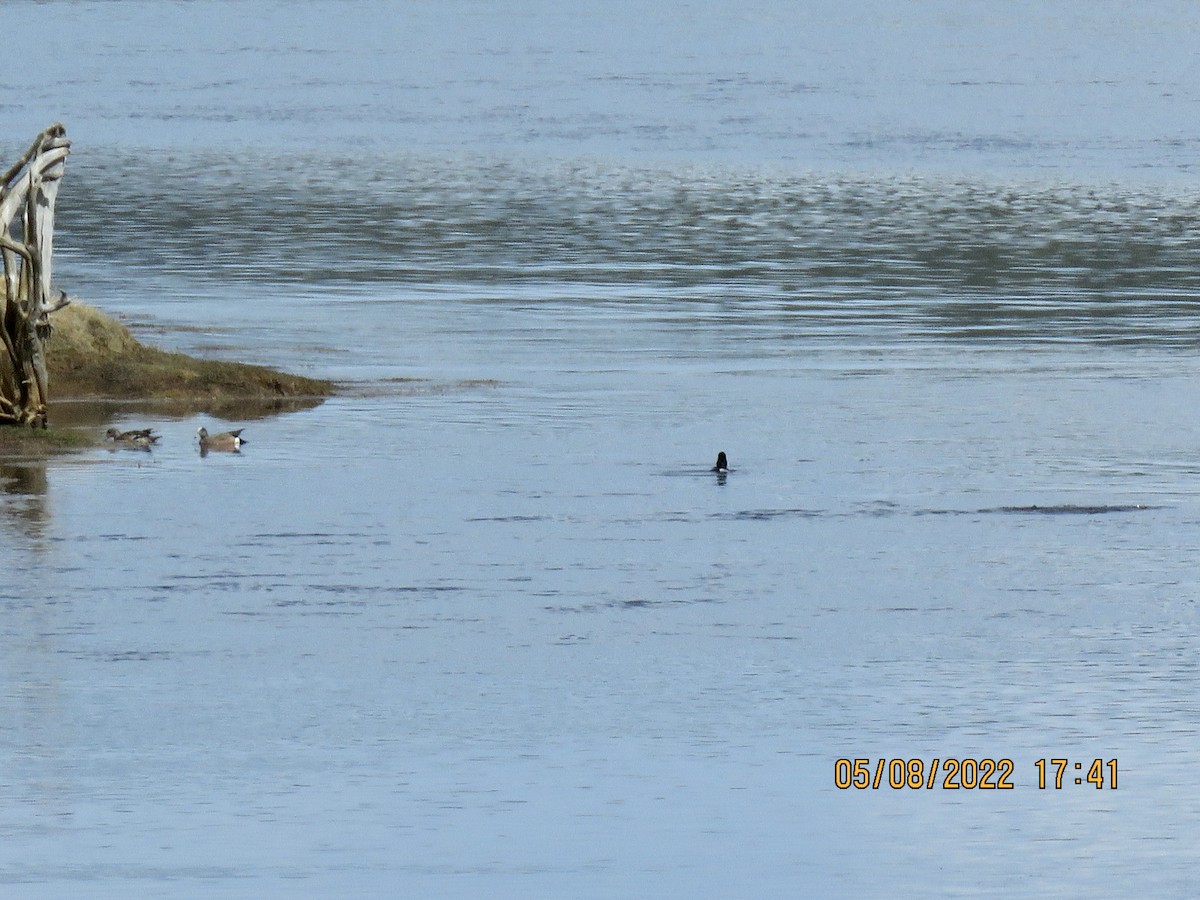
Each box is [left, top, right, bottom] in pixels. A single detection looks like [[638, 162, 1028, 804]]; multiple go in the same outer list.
[[0, 124, 70, 427]]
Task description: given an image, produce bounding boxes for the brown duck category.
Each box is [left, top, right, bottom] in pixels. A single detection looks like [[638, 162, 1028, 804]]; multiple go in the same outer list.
[[197, 427, 246, 454]]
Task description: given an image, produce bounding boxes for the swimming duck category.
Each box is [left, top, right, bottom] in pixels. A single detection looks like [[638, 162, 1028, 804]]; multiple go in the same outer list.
[[711, 451, 729, 474], [105, 427, 161, 449], [198, 426, 246, 454]]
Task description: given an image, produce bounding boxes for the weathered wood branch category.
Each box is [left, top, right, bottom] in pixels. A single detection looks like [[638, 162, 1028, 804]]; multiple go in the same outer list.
[[0, 124, 70, 427]]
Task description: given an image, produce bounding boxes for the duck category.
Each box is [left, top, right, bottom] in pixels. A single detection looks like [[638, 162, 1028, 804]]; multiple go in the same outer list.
[[197, 426, 246, 454], [105, 427, 161, 449], [711, 451, 729, 474]]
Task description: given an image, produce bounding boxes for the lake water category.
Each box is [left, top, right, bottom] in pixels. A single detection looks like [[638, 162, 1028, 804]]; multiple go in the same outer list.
[[2, 1, 1200, 896]]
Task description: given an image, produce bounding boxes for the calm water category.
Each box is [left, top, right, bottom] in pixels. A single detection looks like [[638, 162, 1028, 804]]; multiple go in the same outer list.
[[2, 2, 1200, 897]]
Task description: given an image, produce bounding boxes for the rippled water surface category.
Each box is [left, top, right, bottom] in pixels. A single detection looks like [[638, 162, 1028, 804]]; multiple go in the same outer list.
[[2, 2, 1200, 897]]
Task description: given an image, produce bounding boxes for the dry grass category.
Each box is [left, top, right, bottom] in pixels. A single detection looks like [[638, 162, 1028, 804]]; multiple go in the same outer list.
[[48, 303, 333, 403]]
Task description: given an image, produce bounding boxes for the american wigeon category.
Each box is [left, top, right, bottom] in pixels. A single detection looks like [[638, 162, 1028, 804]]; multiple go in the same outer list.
[[197, 427, 246, 454], [105, 427, 161, 449]]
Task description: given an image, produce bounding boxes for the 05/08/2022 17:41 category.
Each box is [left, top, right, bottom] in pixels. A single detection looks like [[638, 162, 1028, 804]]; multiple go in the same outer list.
[[833, 758, 1118, 790]]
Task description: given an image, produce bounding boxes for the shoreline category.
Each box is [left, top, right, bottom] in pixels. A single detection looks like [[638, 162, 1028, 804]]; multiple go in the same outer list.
[[0, 303, 332, 454]]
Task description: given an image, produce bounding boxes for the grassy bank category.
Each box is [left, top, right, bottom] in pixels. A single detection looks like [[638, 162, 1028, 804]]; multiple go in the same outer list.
[[49, 303, 332, 402]]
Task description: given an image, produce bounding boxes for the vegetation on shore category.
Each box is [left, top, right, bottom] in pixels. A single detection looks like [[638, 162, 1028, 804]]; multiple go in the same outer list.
[[49, 302, 332, 403]]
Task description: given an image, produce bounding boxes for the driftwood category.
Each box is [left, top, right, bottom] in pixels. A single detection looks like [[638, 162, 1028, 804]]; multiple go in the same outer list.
[[0, 124, 70, 427]]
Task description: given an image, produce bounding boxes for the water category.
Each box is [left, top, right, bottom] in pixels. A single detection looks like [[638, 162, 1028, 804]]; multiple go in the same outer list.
[[2, 2, 1200, 896]]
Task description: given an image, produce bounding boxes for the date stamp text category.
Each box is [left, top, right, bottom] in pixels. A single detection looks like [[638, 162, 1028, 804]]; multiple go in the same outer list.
[[834, 758, 1118, 790]]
